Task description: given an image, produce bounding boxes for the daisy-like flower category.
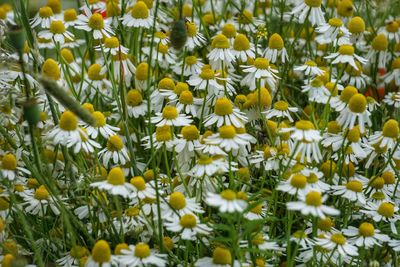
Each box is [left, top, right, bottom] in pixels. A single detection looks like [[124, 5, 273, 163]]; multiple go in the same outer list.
[[301, 167, 331, 192], [95, 36, 129, 55], [30, 6, 54, 28], [90, 167, 133, 198], [277, 173, 309, 196], [264, 33, 288, 63], [315, 232, 358, 257], [316, 18, 350, 44], [204, 125, 254, 152], [264, 100, 298, 122], [294, 60, 325, 77], [118, 243, 166, 267], [341, 62, 370, 89], [86, 111, 119, 139], [86, 0, 106, 13], [164, 213, 211, 240], [379, 20, 400, 42], [383, 91, 400, 108], [185, 21, 206, 51], [343, 222, 390, 248], [67, 128, 102, 154], [337, 93, 371, 133], [122, 89, 148, 118], [38, 20, 74, 44], [129, 176, 157, 201], [330, 85, 358, 112], [173, 90, 201, 117], [161, 191, 204, 219], [330, 178, 367, 205], [205, 190, 248, 213], [188, 155, 234, 177], [244, 202, 267, 220], [22, 185, 60, 216], [121, 1, 153, 29], [204, 97, 248, 128], [241, 57, 280, 91], [361, 201, 400, 233], [382, 57, 400, 86], [187, 65, 223, 93], [142, 125, 176, 151], [366, 34, 389, 69], [110, 51, 136, 83], [248, 233, 283, 251], [150, 105, 192, 127], [369, 119, 399, 151], [56, 246, 89, 267], [0, 4, 15, 25], [98, 135, 130, 166], [173, 55, 204, 76], [75, 6, 114, 39], [175, 125, 201, 159], [195, 247, 240, 267], [82, 63, 112, 98], [325, 44, 367, 70], [0, 154, 30, 181], [231, 33, 255, 62], [290, 0, 325, 26], [287, 191, 340, 219], [207, 34, 235, 70], [85, 240, 114, 267], [63, 8, 78, 27], [48, 111, 83, 146], [234, 9, 262, 32]]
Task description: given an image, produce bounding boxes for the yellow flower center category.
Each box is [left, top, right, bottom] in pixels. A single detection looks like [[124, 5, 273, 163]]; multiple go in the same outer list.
[[34, 185, 49, 200], [214, 97, 233, 116], [158, 78, 175, 90], [126, 206, 140, 217], [92, 240, 111, 263], [39, 6, 53, 18], [88, 13, 104, 30], [134, 243, 151, 258], [211, 34, 230, 49], [70, 246, 88, 258], [274, 100, 289, 111], [348, 16, 365, 34], [83, 103, 95, 113], [371, 34, 388, 51], [169, 192, 186, 210], [2, 154, 17, 170], [197, 156, 213, 165], [382, 119, 399, 138], [49, 20, 65, 34], [87, 63, 104, 81], [185, 56, 197, 66], [104, 36, 119, 48], [157, 43, 169, 54], [330, 233, 346, 245], [340, 86, 358, 103], [162, 106, 178, 120], [372, 191, 386, 200], [179, 90, 194, 105], [181, 125, 199, 140], [64, 8, 77, 21], [60, 48, 74, 63], [126, 89, 143, 106], [254, 58, 270, 69], [295, 120, 315, 131], [327, 121, 342, 134], [131, 1, 149, 19], [307, 173, 318, 183], [325, 82, 338, 96], [59, 111, 78, 131], [222, 23, 236, 38], [318, 217, 333, 231], [305, 0, 322, 7], [348, 93, 367, 113], [238, 10, 253, 24], [268, 33, 284, 50], [386, 21, 399, 33], [107, 167, 125, 185], [377, 202, 394, 218], [220, 189, 236, 200], [358, 222, 374, 237], [0, 197, 9, 211], [199, 68, 215, 80], [155, 125, 172, 142], [345, 180, 363, 192], [212, 247, 232, 265], [233, 34, 250, 51], [337, 0, 353, 17], [346, 127, 360, 142], [251, 234, 265, 245], [250, 203, 263, 214], [42, 58, 60, 80], [329, 18, 343, 27], [92, 111, 106, 127], [290, 174, 307, 189], [136, 62, 148, 81], [131, 176, 146, 191], [382, 171, 395, 184], [305, 191, 322, 206], [186, 22, 197, 37], [392, 58, 400, 69], [338, 44, 354, 55], [106, 135, 124, 151], [0, 7, 6, 20], [218, 125, 236, 139], [305, 60, 317, 67], [179, 214, 197, 228], [370, 176, 385, 189], [342, 162, 355, 177]]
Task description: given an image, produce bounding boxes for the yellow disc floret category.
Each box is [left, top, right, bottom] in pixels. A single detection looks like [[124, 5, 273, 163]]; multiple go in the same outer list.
[[348, 93, 367, 113], [348, 16, 365, 34], [130, 176, 146, 191], [211, 34, 230, 49], [305, 191, 322, 206], [34, 185, 49, 200], [233, 34, 250, 51], [181, 125, 199, 140], [345, 180, 363, 192], [268, 33, 284, 50], [49, 20, 65, 34], [42, 58, 60, 80], [134, 243, 151, 258], [59, 111, 78, 131], [92, 240, 111, 263], [382, 119, 399, 138], [305, 0, 322, 7], [2, 154, 17, 170], [214, 97, 233, 116], [179, 214, 197, 228], [107, 167, 125, 185], [220, 189, 236, 200], [169, 192, 186, 210], [88, 13, 104, 30], [377, 202, 394, 218], [106, 135, 124, 151], [371, 34, 388, 51], [131, 1, 149, 19], [290, 174, 307, 189], [212, 247, 232, 265], [126, 89, 143, 106], [162, 106, 178, 120], [338, 44, 354, 55]]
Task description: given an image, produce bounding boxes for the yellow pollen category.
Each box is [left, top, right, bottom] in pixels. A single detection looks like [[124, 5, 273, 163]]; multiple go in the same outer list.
[[382, 119, 399, 138], [233, 34, 250, 51], [186, 22, 197, 37], [42, 58, 60, 80], [114, 243, 129, 255], [220, 189, 237, 200], [251, 234, 265, 245], [340, 86, 358, 103], [212, 247, 232, 265], [371, 34, 388, 51], [219, 125, 236, 139], [221, 23, 236, 38], [214, 97, 233, 116], [174, 82, 189, 95], [338, 44, 354, 55], [34, 185, 49, 200], [268, 33, 284, 50], [70, 246, 88, 259], [92, 240, 111, 263], [2, 154, 17, 170], [136, 62, 148, 81], [307, 173, 318, 183], [372, 191, 386, 200], [131, 1, 149, 19], [329, 18, 343, 27], [290, 174, 307, 189], [104, 37, 119, 48], [305, 191, 322, 206], [211, 34, 230, 49], [88, 13, 104, 30], [169, 192, 186, 210], [179, 214, 197, 228], [274, 100, 289, 111], [305, 0, 322, 7], [47, 0, 61, 13], [126, 89, 143, 106], [49, 20, 65, 34], [107, 167, 125, 185], [39, 6, 53, 18], [358, 222, 375, 237], [348, 16, 365, 34], [254, 58, 270, 69], [131, 176, 146, 191], [179, 90, 193, 105], [106, 135, 124, 151], [87, 63, 104, 81], [60, 48, 74, 63], [181, 125, 199, 140], [64, 8, 77, 21], [59, 111, 78, 131], [162, 106, 178, 120], [155, 125, 172, 142], [377, 202, 394, 218], [295, 120, 315, 131], [346, 180, 363, 192], [158, 78, 175, 91], [325, 82, 338, 96], [330, 233, 346, 245], [185, 56, 197, 66], [92, 111, 106, 127], [0, 8, 6, 20], [348, 93, 367, 113], [134, 243, 151, 258]]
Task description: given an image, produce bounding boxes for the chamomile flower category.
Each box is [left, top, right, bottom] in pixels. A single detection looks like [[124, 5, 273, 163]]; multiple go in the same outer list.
[[316, 18, 350, 44], [287, 191, 340, 219], [337, 93, 371, 133], [382, 57, 400, 86], [205, 190, 248, 213], [366, 34, 389, 69], [383, 91, 400, 108], [121, 1, 153, 29], [86, 240, 114, 267], [204, 125, 253, 152], [30, 6, 54, 28], [150, 105, 192, 127], [264, 33, 288, 63], [142, 125, 176, 150], [277, 173, 309, 196], [341, 62, 370, 89], [241, 57, 280, 91], [161, 192, 204, 219], [49, 111, 83, 146], [264, 100, 298, 122], [122, 89, 148, 118], [188, 65, 223, 93], [185, 21, 206, 51], [294, 60, 325, 77], [86, 111, 119, 139], [63, 8, 78, 27], [173, 55, 204, 76], [361, 202, 400, 233], [188, 155, 232, 177], [95, 36, 129, 55], [130, 176, 157, 201], [204, 97, 248, 128], [325, 44, 367, 70], [369, 119, 399, 151], [90, 167, 133, 198], [195, 247, 240, 267], [331, 178, 368, 205], [291, 0, 325, 26], [343, 222, 390, 248], [22, 185, 60, 216], [98, 135, 130, 166], [67, 128, 102, 154], [330, 85, 358, 112], [56, 246, 89, 267], [0, 154, 30, 181], [38, 20, 74, 44], [118, 243, 166, 267], [315, 232, 358, 257], [164, 213, 211, 240], [379, 20, 400, 42], [231, 34, 255, 62], [75, 7, 114, 39]]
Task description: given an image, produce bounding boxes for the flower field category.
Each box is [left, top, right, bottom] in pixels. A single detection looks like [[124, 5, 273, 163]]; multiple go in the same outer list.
[[0, 0, 400, 266]]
